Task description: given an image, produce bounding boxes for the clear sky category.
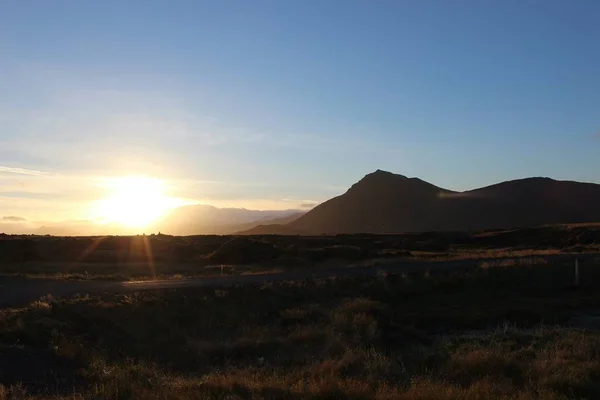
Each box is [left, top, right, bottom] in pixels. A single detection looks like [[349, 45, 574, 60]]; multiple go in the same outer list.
[[1, 0, 599, 228]]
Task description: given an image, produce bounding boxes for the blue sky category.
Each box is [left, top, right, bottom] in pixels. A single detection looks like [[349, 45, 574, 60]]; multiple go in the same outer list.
[[1, 0, 599, 224]]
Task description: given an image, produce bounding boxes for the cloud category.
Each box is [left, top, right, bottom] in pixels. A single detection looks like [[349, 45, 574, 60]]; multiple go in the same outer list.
[[300, 202, 318, 209], [2, 216, 26, 222], [0, 166, 54, 176]]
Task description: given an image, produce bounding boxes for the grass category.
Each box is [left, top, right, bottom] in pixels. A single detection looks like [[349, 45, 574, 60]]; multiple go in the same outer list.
[[2, 225, 599, 281], [0, 248, 593, 282], [0, 262, 281, 281], [2, 261, 600, 399]]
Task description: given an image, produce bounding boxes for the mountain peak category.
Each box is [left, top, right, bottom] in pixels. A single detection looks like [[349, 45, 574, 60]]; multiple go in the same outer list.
[[349, 170, 409, 191], [355, 170, 409, 185], [366, 169, 407, 179], [342, 170, 450, 201]]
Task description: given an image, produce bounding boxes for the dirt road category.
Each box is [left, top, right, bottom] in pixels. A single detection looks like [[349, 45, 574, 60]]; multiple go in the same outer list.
[[1, 253, 598, 308]]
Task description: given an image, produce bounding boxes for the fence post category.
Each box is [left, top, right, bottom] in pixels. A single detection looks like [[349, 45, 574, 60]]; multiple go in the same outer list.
[[574, 258, 580, 287]]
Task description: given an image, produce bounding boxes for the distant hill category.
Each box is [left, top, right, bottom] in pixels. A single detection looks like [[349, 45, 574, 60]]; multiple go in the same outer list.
[[153, 205, 303, 235], [231, 212, 304, 235], [2, 207, 304, 236], [247, 170, 600, 234], [235, 223, 306, 235]]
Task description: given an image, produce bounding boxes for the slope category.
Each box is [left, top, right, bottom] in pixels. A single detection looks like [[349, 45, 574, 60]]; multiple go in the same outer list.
[[280, 170, 600, 234]]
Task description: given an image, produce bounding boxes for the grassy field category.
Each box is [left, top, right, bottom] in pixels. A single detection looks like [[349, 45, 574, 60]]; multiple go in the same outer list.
[[0, 250, 568, 281], [1, 224, 599, 281], [0, 261, 285, 281], [2, 260, 600, 399]]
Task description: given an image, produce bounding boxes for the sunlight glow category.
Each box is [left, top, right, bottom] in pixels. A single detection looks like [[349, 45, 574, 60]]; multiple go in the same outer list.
[[92, 176, 187, 227]]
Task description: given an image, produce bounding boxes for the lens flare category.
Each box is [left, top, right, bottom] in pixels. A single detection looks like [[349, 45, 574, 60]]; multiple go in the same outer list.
[[92, 176, 185, 227]]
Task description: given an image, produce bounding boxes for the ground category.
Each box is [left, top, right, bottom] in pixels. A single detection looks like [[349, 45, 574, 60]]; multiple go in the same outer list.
[[2, 258, 600, 399], [1, 224, 599, 280]]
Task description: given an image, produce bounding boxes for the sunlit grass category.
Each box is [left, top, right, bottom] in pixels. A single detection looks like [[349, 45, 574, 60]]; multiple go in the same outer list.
[[2, 261, 600, 399]]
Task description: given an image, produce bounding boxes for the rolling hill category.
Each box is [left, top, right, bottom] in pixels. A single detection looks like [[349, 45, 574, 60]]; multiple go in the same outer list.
[[152, 205, 303, 235], [241, 170, 600, 234]]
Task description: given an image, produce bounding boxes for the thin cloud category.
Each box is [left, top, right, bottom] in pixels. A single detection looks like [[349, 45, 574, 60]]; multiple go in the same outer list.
[[300, 202, 318, 209], [0, 166, 54, 176], [2, 216, 26, 222]]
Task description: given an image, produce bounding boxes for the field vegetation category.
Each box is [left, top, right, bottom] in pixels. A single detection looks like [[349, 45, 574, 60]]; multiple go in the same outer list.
[[1, 224, 599, 281], [2, 259, 600, 399]]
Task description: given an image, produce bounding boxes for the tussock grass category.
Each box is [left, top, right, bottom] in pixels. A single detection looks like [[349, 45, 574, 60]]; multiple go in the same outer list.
[[2, 262, 600, 399], [3, 224, 600, 280]]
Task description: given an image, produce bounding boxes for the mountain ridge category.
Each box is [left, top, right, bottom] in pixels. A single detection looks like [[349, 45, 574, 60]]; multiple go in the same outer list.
[[152, 205, 304, 235], [240, 170, 600, 235]]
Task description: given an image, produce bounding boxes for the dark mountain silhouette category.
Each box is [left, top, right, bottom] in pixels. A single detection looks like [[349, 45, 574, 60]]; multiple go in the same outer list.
[[242, 170, 600, 234], [1, 208, 304, 236], [231, 212, 304, 235], [153, 205, 303, 235], [235, 223, 306, 235]]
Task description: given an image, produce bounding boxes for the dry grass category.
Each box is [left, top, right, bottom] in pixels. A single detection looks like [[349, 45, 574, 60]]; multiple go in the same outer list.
[[3, 224, 600, 281], [2, 261, 600, 399], [417, 248, 563, 261]]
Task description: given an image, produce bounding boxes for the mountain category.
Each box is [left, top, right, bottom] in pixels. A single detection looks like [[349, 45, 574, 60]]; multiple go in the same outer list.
[[244, 170, 600, 234], [1, 207, 304, 236], [236, 224, 305, 235], [152, 205, 303, 235], [231, 212, 304, 234], [34, 221, 138, 236]]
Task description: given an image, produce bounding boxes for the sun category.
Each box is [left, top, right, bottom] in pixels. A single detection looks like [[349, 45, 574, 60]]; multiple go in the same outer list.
[[93, 177, 182, 227]]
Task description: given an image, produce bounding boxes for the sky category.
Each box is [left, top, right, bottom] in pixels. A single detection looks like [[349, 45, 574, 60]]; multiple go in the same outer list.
[[1, 0, 600, 229]]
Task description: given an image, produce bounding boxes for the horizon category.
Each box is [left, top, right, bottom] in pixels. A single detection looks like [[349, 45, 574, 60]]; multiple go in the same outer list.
[[2, 168, 598, 235], [2, 1, 600, 233]]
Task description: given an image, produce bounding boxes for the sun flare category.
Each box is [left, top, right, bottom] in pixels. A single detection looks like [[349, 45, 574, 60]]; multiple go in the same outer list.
[[93, 176, 184, 227]]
